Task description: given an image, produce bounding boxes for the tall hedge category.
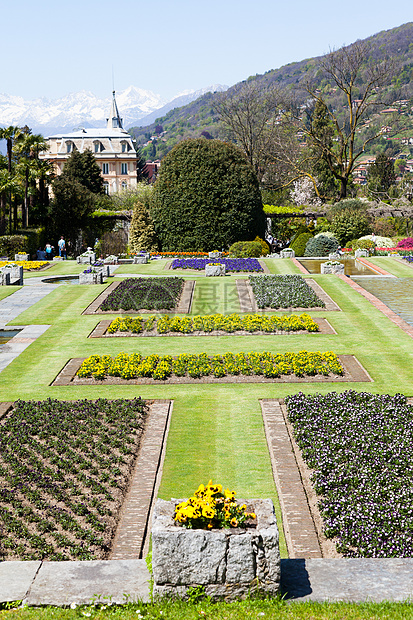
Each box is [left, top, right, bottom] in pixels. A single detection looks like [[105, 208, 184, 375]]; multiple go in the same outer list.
[[0, 235, 28, 258], [290, 232, 313, 257], [150, 139, 265, 251]]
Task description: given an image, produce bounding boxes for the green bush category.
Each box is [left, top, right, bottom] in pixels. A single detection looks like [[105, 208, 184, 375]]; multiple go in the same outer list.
[[304, 234, 340, 257], [229, 241, 262, 258], [330, 211, 371, 246], [290, 232, 313, 256], [150, 138, 265, 251], [16, 227, 46, 257], [0, 235, 29, 258], [345, 239, 375, 252], [253, 236, 270, 255], [328, 198, 366, 217]]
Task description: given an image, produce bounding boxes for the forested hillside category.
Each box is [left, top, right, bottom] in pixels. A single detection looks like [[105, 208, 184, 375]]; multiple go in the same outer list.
[[129, 22, 413, 161]]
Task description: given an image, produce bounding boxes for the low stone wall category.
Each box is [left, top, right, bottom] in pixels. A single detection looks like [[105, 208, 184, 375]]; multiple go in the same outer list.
[[152, 498, 280, 600]]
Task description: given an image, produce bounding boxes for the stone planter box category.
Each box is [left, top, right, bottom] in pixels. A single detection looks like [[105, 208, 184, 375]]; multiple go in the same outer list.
[[355, 249, 369, 258], [152, 498, 280, 601], [280, 249, 295, 258], [205, 263, 226, 277], [79, 272, 103, 285], [77, 250, 96, 264], [104, 255, 119, 264], [328, 253, 341, 260], [1, 265, 23, 285], [133, 254, 149, 264], [321, 262, 345, 275], [0, 272, 10, 286], [208, 251, 222, 259], [15, 253, 29, 262], [52, 256, 64, 261]]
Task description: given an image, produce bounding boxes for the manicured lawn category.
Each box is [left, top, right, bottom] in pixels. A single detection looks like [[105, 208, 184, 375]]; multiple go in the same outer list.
[[1, 600, 413, 619], [0, 286, 21, 301], [367, 256, 413, 277], [23, 260, 86, 278], [2, 259, 413, 567]]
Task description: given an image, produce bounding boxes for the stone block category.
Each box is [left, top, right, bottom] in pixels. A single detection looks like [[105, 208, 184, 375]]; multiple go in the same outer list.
[[205, 263, 226, 277], [133, 255, 149, 264], [0, 271, 10, 285], [79, 272, 103, 284], [321, 262, 345, 274], [280, 249, 295, 258], [152, 498, 280, 600], [208, 251, 222, 259], [328, 253, 341, 260], [355, 249, 369, 258], [15, 253, 29, 262]]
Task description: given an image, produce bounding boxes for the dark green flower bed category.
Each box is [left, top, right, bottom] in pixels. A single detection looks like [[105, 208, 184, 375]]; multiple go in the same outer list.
[[0, 398, 147, 561], [100, 277, 184, 311], [285, 390, 413, 557], [249, 275, 325, 309]]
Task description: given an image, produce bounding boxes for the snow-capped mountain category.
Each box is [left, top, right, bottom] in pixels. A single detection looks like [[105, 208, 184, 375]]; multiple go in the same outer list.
[[0, 84, 228, 136]]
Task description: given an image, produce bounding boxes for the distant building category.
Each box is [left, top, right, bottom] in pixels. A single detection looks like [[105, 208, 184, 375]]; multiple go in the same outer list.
[[40, 92, 138, 194]]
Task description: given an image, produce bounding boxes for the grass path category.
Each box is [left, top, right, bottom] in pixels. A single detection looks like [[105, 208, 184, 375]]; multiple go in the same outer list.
[[2, 257, 413, 562]]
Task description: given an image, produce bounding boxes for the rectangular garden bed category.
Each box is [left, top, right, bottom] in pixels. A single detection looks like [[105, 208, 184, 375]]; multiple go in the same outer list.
[[284, 391, 413, 558], [52, 354, 370, 386], [88, 313, 336, 338], [82, 278, 195, 315], [0, 399, 171, 562], [167, 258, 270, 274], [247, 275, 340, 310]]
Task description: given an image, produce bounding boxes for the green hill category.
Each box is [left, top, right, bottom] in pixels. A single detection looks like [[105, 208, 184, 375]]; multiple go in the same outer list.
[[129, 22, 413, 161]]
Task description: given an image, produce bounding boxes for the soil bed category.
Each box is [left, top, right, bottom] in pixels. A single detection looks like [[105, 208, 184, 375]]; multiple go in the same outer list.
[[52, 355, 370, 386], [82, 279, 195, 315], [89, 316, 335, 338], [237, 279, 340, 313]]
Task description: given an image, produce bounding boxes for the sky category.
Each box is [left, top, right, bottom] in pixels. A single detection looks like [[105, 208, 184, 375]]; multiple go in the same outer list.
[[2, 0, 412, 102]]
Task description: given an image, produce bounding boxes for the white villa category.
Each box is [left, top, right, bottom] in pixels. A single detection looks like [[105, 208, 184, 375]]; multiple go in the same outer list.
[[40, 92, 138, 194]]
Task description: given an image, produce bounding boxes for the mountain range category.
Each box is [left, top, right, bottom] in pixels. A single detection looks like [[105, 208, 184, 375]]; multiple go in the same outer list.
[[0, 84, 228, 137]]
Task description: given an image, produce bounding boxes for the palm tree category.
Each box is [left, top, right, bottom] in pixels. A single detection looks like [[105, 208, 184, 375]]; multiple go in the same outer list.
[[15, 133, 49, 228], [0, 126, 22, 231]]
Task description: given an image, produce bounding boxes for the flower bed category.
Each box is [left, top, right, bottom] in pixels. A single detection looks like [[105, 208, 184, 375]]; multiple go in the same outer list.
[[285, 390, 413, 557], [107, 313, 320, 335], [0, 260, 49, 270], [250, 275, 325, 309], [171, 257, 263, 272], [151, 251, 229, 258], [99, 277, 184, 311], [0, 398, 147, 561], [77, 350, 343, 381]]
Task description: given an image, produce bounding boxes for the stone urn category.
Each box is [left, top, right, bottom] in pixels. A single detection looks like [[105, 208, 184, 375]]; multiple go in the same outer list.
[[205, 263, 226, 277], [321, 261, 345, 274], [152, 498, 280, 601], [280, 248, 295, 258]]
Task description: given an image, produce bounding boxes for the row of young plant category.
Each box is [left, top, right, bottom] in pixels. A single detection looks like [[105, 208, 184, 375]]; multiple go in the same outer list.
[[249, 275, 325, 309], [171, 257, 263, 272], [100, 277, 184, 312], [107, 313, 320, 335], [0, 260, 48, 270], [77, 350, 343, 381], [285, 390, 413, 557], [0, 398, 147, 561]]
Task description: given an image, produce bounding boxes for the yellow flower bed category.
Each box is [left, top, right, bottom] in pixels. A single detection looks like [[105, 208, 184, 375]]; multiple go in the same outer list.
[[174, 481, 256, 530], [0, 261, 49, 270], [107, 313, 319, 335], [77, 350, 343, 381]]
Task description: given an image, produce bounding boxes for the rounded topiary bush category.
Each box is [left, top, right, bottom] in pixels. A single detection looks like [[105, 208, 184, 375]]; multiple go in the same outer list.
[[254, 236, 270, 256], [290, 233, 313, 257], [346, 238, 375, 252], [304, 234, 340, 257], [330, 210, 371, 246], [229, 241, 262, 258], [150, 138, 265, 251]]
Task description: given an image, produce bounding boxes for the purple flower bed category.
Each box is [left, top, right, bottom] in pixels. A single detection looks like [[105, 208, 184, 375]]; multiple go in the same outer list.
[[100, 277, 184, 311], [402, 256, 413, 263], [285, 390, 413, 557], [171, 257, 263, 272]]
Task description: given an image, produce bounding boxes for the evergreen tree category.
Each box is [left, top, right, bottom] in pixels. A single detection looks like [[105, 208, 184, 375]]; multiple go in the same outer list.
[[62, 149, 104, 195], [309, 101, 340, 200], [150, 138, 265, 251], [128, 200, 158, 252], [368, 153, 396, 194]]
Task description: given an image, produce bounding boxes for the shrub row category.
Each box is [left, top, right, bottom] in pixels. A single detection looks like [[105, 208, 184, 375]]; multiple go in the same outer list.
[[77, 350, 343, 381], [0, 235, 28, 257], [107, 313, 320, 335]]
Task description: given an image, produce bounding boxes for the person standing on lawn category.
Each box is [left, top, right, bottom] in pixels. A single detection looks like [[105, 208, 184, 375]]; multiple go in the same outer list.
[[58, 236, 67, 259]]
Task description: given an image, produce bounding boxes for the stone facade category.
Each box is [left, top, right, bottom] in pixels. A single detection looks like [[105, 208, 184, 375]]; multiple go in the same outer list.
[[40, 92, 138, 195], [152, 498, 280, 600]]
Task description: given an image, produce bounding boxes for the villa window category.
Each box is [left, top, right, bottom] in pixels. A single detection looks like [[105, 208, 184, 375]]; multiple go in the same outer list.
[[121, 163, 128, 175], [121, 141, 127, 153], [102, 163, 109, 174], [103, 182, 109, 195], [122, 181, 127, 190], [66, 141, 72, 153]]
